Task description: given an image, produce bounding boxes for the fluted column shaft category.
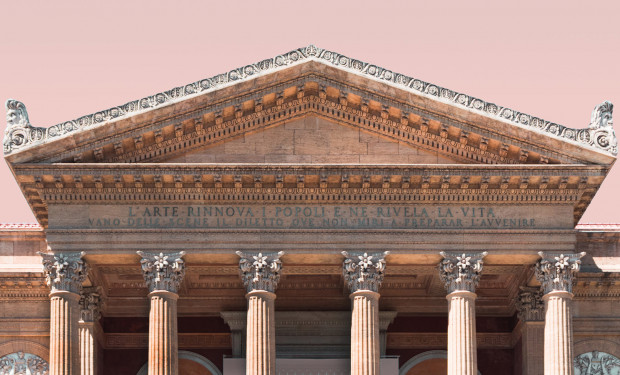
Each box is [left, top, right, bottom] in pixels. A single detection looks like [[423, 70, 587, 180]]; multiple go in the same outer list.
[[447, 290, 477, 375], [439, 251, 487, 375], [543, 291, 574, 375], [350, 290, 380, 375], [536, 252, 585, 375], [138, 251, 186, 375], [246, 290, 276, 375], [79, 322, 95, 375], [148, 291, 179, 375], [237, 251, 284, 375], [50, 291, 81, 375]]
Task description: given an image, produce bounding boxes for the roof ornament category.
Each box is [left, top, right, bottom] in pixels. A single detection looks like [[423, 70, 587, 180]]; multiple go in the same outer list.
[[582, 101, 616, 154], [3, 99, 44, 153]]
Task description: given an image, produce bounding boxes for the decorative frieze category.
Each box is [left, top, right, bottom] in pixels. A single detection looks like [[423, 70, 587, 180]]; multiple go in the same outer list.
[[137, 251, 186, 293], [40, 252, 88, 294], [516, 286, 544, 322], [439, 251, 487, 293], [535, 252, 586, 294], [342, 251, 389, 293], [236, 251, 284, 293]]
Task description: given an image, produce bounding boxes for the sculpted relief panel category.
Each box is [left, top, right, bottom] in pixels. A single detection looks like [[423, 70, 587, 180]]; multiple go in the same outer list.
[[0, 352, 48, 375], [575, 351, 620, 375], [48, 204, 574, 230]]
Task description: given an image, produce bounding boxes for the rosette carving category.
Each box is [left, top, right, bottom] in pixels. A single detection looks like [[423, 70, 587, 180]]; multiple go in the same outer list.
[[79, 287, 103, 323], [40, 252, 88, 294], [342, 251, 389, 293], [137, 251, 186, 293], [439, 251, 487, 293], [236, 251, 284, 293], [535, 252, 585, 294], [516, 286, 544, 322], [3, 99, 44, 153]]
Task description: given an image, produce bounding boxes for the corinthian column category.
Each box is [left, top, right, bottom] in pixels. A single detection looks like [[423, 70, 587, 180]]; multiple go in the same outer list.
[[535, 252, 585, 375], [236, 251, 284, 375], [138, 251, 186, 375], [439, 251, 487, 375], [41, 252, 88, 375], [79, 288, 103, 375], [342, 251, 389, 375]]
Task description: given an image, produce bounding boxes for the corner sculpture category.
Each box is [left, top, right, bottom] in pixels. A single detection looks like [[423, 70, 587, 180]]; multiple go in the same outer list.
[[2, 45, 617, 155]]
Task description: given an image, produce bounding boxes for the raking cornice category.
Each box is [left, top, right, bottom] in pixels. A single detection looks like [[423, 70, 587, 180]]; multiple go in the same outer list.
[[3, 45, 617, 157]]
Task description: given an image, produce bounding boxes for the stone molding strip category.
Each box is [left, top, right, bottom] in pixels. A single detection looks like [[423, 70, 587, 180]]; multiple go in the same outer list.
[[3, 45, 616, 155]]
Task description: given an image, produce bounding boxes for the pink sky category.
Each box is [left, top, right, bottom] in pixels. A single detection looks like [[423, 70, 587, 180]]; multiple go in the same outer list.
[[0, 0, 618, 224]]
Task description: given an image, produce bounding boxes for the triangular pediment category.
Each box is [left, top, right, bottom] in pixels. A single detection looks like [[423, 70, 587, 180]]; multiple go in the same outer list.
[[3, 45, 616, 228], [161, 116, 462, 165]]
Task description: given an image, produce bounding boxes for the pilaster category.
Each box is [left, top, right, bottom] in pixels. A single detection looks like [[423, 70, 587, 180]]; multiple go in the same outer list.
[[79, 288, 103, 375], [41, 251, 88, 375], [535, 252, 585, 375], [516, 287, 545, 375], [342, 251, 389, 375], [237, 251, 284, 375], [138, 251, 186, 375], [439, 251, 487, 375]]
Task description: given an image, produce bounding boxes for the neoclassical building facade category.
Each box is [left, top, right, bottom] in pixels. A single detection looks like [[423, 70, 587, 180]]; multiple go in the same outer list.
[[1, 45, 619, 375]]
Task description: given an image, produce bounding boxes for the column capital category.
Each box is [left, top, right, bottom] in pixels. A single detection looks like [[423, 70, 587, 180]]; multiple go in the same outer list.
[[439, 251, 487, 294], [516, 286, 544, 322], [137, 251, 186, 294], [40, 251, 87, 295], [236, 251, 284, 293], [342, 251, 389, 293], [535, 252, 585, 294], [79, 287, 103, 323]]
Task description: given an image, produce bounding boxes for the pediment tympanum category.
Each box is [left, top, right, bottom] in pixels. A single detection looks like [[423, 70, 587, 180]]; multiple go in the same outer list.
[[162, 116, 459, 165]]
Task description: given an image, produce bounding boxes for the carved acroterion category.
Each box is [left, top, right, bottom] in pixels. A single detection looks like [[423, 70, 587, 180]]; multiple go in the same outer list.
[[137, 251, 186, 293], [342, 251, 389, 293], [535, 252, 586, 294], [439, 251, 487, 294], [40, 252, 88, 294], [3, 99, 44, 153], [236, 251, 284, 293], [584, 101, 616, 154]]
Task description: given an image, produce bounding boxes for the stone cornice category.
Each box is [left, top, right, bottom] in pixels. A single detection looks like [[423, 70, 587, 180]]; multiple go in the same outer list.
[[3, 45, 616, 157]]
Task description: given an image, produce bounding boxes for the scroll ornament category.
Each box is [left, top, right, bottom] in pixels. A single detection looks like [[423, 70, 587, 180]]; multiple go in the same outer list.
[[40, 252, 88, 294], [516, 286, 544, 322], [439, 251, 487, 294], [3, 99, 44, 153], [236, 251, 284, 293], [137, 251, 186, 293], [582, 101, 616, 154], [535, 252, 586, 294], [342, 251, 389, 293]]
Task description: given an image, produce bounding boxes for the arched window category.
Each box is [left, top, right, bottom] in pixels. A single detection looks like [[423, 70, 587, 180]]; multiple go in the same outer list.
[[137, 351, 222, 375], [399, 350, 481, 375]]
